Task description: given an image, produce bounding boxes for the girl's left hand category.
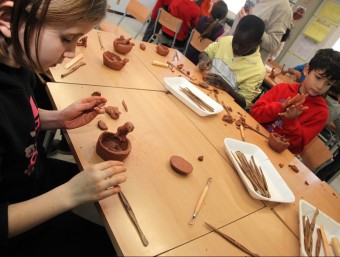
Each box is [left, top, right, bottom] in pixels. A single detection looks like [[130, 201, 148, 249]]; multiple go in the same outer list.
[[60, 96, 107, 129]]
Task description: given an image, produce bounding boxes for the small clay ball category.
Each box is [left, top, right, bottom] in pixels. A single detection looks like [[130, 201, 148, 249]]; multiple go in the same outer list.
[[140, 43, 146, 50], [170, 155, 193, 175], [97, 120, 108, 130], [198, 155, 204, 162], [91, 91, 101, 97]]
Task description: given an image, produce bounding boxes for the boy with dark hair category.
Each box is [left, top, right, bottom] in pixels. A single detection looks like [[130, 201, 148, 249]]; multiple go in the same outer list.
[[198, 15, 265, 108], [251, 48, 340, 154]]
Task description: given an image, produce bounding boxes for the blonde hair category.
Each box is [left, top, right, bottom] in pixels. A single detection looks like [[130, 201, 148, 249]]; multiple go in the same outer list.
[[0, 0, 107, 71]]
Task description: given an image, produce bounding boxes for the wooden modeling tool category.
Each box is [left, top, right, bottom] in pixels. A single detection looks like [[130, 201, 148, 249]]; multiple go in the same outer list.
[[188, 178, 212, 225]]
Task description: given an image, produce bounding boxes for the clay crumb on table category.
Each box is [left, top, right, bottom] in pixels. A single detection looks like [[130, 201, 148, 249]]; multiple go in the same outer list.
[[288, 164, 299, 173], [198, 155, 204, 162], [98, 120, 108, 130]]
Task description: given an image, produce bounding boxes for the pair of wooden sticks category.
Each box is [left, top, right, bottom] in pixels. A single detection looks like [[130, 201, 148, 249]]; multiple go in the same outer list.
[[179, 86, 214, 112]]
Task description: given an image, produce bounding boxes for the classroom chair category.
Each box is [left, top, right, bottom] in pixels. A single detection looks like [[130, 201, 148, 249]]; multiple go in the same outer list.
[[183, 28, 213, 55], [117, 0, 152, 39], [300, 135, 334, 174], [148, 8, 183, 49]]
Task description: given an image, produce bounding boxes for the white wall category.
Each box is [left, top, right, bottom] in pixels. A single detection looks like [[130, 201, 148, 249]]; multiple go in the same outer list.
[[107, 0, 157, 13]]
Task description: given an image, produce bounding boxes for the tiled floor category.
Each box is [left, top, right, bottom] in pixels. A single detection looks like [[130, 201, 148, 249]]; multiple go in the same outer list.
[[49, 10, 340, 195]]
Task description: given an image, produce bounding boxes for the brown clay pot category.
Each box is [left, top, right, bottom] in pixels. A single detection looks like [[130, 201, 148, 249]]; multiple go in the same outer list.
[[103, 51, 129, 71], [96, 122, 134, 161], [268, 132, 290, 153], [113, 35, 135, 54], [156, 44, 169, 56]]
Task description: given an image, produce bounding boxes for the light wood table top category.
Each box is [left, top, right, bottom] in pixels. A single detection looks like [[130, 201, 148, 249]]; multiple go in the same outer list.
[[160, 207, 300, 256], [49, 29, 165, 91], [46, 82, 264, 256], [264, 61, 297, 88]]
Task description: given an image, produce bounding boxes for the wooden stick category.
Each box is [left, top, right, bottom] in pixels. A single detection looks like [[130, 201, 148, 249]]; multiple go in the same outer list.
[[180, 87, 214, 112], [188, 178, 212, 225], [97, 31, 104, 50], [319, 224, 331, 256], [240, 124, 245, 141], [316, 228, 322, 257], [64, 53, 83, 69], [331, 237, 340, 256], [205, 222, 259, 257], [61, 61, 86, 78], [118, 191, 149, 246]]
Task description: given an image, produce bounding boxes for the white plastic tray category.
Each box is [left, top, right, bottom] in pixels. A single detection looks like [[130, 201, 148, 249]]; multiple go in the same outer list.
[[299, 199, 340, 257], [224, 138, 295, 203], [164, 77, 223, 116]]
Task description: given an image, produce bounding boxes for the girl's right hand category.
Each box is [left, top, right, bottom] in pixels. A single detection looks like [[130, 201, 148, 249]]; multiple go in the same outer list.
[[65, 161, 127, 207]]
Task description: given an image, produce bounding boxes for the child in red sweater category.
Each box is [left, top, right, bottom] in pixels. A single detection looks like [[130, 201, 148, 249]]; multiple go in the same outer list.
[[251, 48, 340, 154]]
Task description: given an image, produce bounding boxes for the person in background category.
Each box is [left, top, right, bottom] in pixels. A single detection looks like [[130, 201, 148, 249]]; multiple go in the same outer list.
[[268, 26, 292, 61], [197, 0, 219, 16], [185, 0, 228, 65], [161, 0, 201, 48], [282, 63, 307, 83], [142, 0, 172, 42], [197, 15, 265, 109], [0, 0, 127, 255], [250, 49, 340, 154], [227, 0, 292, 64]]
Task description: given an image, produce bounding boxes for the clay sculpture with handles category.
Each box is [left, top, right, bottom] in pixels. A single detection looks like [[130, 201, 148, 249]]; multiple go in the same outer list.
[[156, 44, 169, 57], [103, 51, 129, 71], [113, 35, 135, 54], [96, 122, 134, 161]]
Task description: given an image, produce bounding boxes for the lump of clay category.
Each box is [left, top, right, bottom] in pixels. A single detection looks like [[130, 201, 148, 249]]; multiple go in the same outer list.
[[170, 155, 193, 175], [77, 36, 88, 47], [140, 43, 146, 50], [268, 132, 290, 153], [105, 106, 121, 120], [103, 51, 129, 71], [98, 120, 108, 130], [96, 122, 134, 161], [113, 35, 135, 54], [156, 44, 169, 57]]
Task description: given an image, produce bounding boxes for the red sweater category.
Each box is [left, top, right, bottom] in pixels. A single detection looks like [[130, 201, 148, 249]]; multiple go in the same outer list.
[[151, 0, 172, 20], [250, 83, 328, 154], [162, 0, 200, 41]]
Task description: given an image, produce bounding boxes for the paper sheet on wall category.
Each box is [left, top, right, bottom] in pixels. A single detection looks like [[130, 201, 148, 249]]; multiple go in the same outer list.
[[318, 1, 340, 23], [303, 21, 331, 43], [292, 37, 317, 60]]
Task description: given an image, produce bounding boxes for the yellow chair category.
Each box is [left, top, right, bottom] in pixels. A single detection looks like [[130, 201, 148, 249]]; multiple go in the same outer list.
[[183, 28, 214, 55], [117, 0, 152, 39], [148, 8, 183, 49]]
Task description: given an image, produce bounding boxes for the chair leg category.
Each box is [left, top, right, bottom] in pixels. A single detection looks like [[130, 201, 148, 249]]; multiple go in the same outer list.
[[117, 13, 126, 26]]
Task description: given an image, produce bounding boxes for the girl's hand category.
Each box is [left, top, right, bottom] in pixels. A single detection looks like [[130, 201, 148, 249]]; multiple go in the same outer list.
[[279, 104, 309, 119], [65, 161, 127, 206], [59, 96, 107, 129]]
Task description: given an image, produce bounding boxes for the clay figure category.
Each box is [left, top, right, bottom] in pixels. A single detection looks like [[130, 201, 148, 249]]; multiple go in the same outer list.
[[113, 35, 135, 54], [156, 44, 169, 57], [268, 132, 290, 153], [96, 122, 134, 161], [103, 51, 129, 71]]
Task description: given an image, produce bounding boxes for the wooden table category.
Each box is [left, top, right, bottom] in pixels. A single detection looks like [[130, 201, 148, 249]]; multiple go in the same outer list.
[[264, 61, 297, 88], [49, 29, 165, 91], [46, 27, 340, 256], [46, 83, 264, 256]]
